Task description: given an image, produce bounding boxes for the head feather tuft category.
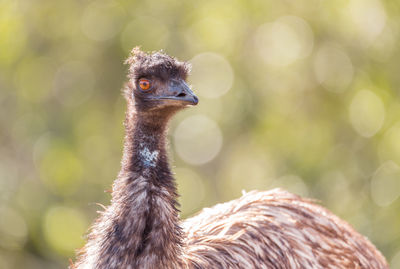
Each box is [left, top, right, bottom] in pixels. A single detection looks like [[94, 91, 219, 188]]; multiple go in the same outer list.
[[125, 47, 191, 82]]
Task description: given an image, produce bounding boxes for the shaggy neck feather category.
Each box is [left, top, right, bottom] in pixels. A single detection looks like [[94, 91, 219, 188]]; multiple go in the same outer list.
[[115, 109, 182, 268], [80, 108, 183, 269]]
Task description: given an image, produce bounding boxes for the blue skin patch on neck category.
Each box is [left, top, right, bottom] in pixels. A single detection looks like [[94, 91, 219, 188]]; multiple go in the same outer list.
[[139, 144, 159, 167]]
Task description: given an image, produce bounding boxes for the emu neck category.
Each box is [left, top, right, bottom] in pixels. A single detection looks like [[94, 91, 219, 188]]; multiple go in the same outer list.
[[98, 111, 182, 268], [121, 113, 169, 176]]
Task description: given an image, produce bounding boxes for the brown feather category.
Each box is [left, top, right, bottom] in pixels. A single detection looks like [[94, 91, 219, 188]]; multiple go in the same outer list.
[[72, 49, 388, 269], [182, 189, 388, 269]]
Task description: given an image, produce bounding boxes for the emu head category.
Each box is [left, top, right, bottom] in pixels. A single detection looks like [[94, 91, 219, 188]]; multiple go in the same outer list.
[[125, 48, 198, 118]]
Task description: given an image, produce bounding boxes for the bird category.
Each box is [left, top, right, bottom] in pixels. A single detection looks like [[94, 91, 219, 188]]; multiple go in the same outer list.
[[72, 48, 388, 269]]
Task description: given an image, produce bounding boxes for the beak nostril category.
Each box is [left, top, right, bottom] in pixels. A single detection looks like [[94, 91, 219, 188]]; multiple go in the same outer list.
[[177, 92, 186, 97]]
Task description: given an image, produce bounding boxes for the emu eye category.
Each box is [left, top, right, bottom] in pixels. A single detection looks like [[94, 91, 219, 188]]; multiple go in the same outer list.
[[139, 79, 151, 91]]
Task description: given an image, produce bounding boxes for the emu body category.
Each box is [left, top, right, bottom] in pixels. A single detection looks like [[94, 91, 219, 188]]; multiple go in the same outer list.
[[73, 49, 388, 269]]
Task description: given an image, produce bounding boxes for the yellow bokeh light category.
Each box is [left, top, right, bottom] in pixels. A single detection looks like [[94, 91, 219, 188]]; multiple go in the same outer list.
[[43, 206, 87, 256], [371, 161, 400, 207], [349, 90, 385, 137], [345, 0, 386, 45], [39, 142, 83, 196], [313, 44, 354, 93], [254, 16, 313, 67], [189, 52, 233, 99], [0, 1, 27, 66], [174, 115, 223, 165]]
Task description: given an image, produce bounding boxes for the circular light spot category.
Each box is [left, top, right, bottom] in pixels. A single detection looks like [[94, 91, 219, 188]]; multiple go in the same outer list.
[[53, 61, 95, 107], [0, 2, 27, 66], [349, 90, 385, 137], [189, 53, 233, 99], [175, 168, 206, 216], [174, 115, 222, 165], [315, 171, 352, 213], [254, 16, 314, 67], [371, 161, 400, 207], [216, 140, 275, 200], [43, 206, 87, 256], [370, 26, 395, 62], [0, 207, 27, 250], [272, 175, 309, 197], [346, 0, 386, 44], [313, 44, 354, 93], [226, 156, 270, 194], [39, 142, 83, 195], [81, 1, 125, 41]]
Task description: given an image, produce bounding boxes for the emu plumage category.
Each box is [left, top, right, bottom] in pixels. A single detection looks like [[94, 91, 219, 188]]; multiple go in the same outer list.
[[72, 49, 388, 269]]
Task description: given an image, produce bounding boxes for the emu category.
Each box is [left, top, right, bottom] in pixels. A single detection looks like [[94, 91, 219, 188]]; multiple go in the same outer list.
[[72, 48, 388, 269]]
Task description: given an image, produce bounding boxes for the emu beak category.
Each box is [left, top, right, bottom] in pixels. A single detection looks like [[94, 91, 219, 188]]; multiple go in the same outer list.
[[155, 79, 198, 105]]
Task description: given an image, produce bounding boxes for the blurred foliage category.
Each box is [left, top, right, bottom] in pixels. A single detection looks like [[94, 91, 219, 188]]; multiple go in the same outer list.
[[1, 0, 400, 268]]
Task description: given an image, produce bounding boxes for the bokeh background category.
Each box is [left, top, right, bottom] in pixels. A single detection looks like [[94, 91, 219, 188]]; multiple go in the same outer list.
[[1, 0, 400, 268]]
